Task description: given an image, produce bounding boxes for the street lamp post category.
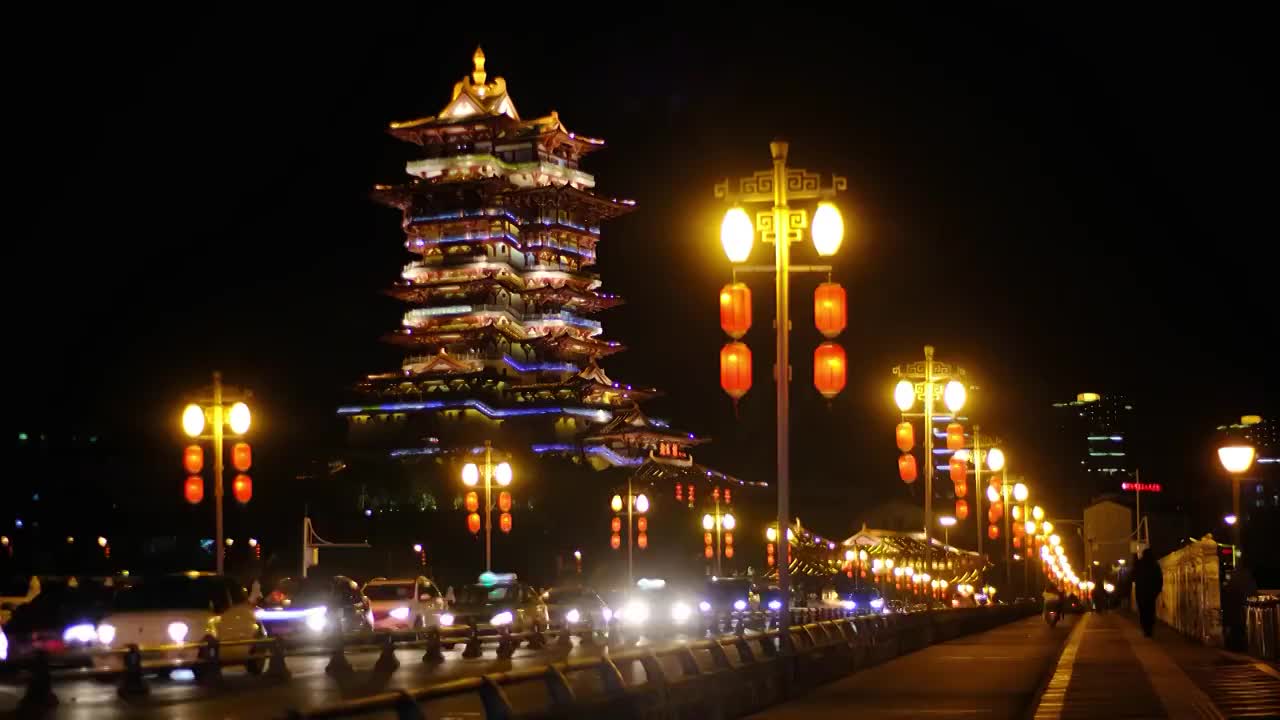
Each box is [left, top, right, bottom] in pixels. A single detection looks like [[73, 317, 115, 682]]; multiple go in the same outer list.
[[716, 141, 847, 631], [182, 371, 252, 575], [462, 441, 512, 573], [1217, 442, 1255, 552], [938, 515, 956, 546]]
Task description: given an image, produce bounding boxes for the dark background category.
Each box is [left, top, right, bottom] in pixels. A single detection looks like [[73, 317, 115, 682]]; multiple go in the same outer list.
[[5, 6, 1275, 577]]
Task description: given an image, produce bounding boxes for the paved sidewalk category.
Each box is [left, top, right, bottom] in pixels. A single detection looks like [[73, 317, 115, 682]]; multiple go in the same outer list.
[[1031, 612, 1280, 720]]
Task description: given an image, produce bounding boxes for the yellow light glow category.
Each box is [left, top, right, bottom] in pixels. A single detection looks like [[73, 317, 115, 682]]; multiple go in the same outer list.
[[722, 513, 736, 530], [811, 202, 844, 257], [182, 404, 205, 438], [1054, 545, 1065, 557], [986, 447, 1006, 472], [1077, 392, 1100, 403], [1049, 534, 1061, 547], [886, 558, 895, 569], [1041, 521, 1053, 535], [986, 485, 999, 503], [249, 538, 258, 547], [1218, 445, 1256, 474], [1013, 483, 1028, 502], [766, 527, 777, 542], [1032, 506, 1044, 522], [859, 549, 868, 561], [635, 493, 650, 513], [0, 536, 8, 546], [1012, 505, 1022, 521], [97, 536, 107, 548], [872, 558, 883, 571], [894, 380, 915, 412], [612, 494, 624, 513], [462, 464, 480, 487], [412, 543, 422, 553], [721, 207, 754, 263], [1241, 414, 1262, 425], [1025, 521, 1036, 535], [495, 462, 513, 486], [702, 514, 715, 531], [228, 402, 251, 435], [844, 550, 855, 562], [943, 380, 966, 413]]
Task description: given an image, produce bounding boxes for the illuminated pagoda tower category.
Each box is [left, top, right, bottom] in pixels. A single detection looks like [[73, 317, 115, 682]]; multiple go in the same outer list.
[[338, 50, 753, 579]]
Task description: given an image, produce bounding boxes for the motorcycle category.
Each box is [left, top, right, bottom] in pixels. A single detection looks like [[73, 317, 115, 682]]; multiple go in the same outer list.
[[1043, 590, 1061, 627]]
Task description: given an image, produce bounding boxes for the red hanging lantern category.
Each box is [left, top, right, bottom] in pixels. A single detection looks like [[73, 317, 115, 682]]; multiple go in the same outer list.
[[705, 546, 715, 559], [467, 513, 481, 534], [946, 423, 965, 451], [813, 342, 846, 399], [720, 342, 753, 400], [637, 517, 648, 533], [723, 531, 734, 546], [719, 283, 752, 339], [465, 492, 479, 513], [704, 532, 714, 546], [725, 546, 734, 559], [949, 455, 967, 484], [896, 422, 915, 453], [989, 501, 1004, 523], [611, 533, 621, 550], [675, 484, 683, 501], [232, 442, 252, 472], [988, 524, 1000, 540], [1012, 536, 1022, 549], [611, 516, 622, 534], [712, 487, 721, 501], [1013, 521, 1025, 537], [813, 282, 847, 339], [637, 532, 648, 550], [183, 445, 204, 475], [499, 513, 512, 533], [899, 453, 918, 484], [723, 488, 731, 504], [955, 498, 969, 521], [232, 474, 252, 504], [687, 484, 695, 506], [498, 491, 512, 513], [954, 479, 967, 498], [184, 476, 204, 504]]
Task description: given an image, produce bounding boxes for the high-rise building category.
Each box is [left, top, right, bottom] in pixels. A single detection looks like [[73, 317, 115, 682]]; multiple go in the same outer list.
[[1052, 392, 1135, 500]]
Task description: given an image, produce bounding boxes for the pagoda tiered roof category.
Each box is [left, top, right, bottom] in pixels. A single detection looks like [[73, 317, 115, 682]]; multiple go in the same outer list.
[[384, 277, 623, 313]]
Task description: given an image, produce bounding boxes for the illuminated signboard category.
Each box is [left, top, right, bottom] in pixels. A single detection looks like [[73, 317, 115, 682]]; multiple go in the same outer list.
[[1121, 482, 1162, 493]]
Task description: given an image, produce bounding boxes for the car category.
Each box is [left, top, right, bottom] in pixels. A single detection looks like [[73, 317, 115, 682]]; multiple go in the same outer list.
[[0, 578, 115, 667], [95, 573, 265, 675], [442, 573, 548, 639], [541, 585, 612, 630], [839, 586, 886, 615], [362, 576, 447, 631], [255, 576, 373, 640], [698, 576, 758, 617], [612, 578, 702, 638]]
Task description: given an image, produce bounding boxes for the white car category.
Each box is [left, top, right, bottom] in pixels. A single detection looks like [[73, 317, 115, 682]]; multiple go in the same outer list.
[[95, 573, 264, 674], [362, 576, 446, 631]]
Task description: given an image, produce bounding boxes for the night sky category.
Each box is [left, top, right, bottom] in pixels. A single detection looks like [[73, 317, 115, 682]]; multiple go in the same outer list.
[[9, 7, 1275, 543]]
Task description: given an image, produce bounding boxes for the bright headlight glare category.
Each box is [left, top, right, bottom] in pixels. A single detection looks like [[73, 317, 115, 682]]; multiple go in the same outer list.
[[305, 608, 328, 633], [841, 600, 856, 610], [623, 601, 649, 625], [733, 599, 747, 611], [565, 608, 581, 623], [671, 602, 692, 623], [768, 600, 782, 611], [62, 623, 97, 644], [439, 613, 455, 626], [870, 599, 885, 610], [97, 624, 117, 645], [601, 608, 613, 622], [389, 607, 411, 620], [167, 622, 189, 644], [490, 611, 514, 626], [1, 629, 8, 661], [699, 601, 712, 613]]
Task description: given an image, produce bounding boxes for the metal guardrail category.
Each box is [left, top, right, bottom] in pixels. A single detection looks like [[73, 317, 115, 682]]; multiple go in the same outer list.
[[1245, 595, 1279, 660], [288, 604, 1037, 719]]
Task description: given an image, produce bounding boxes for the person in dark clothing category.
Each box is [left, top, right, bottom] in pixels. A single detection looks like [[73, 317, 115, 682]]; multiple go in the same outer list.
[[1133, 549, 1163, 637]]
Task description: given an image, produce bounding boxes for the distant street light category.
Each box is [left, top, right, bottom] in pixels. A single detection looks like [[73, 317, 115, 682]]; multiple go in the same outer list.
[[1224, 514, 1238, 526], [938, 515, 956, 545], [462, 441, 512, 572], [181, 372, 253, 573]]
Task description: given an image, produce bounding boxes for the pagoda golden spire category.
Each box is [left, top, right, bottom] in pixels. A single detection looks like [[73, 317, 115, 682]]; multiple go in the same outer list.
[[471, 46, 487, 85]]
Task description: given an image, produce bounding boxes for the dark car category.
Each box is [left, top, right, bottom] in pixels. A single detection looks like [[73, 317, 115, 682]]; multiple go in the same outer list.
[[699, 577, 758, 616], [842, 587, 886, 615], [255, 576, 372, 640], [442, 573, 548, 640], [0, 578, 115, 666], [542, 585, 612, 630]]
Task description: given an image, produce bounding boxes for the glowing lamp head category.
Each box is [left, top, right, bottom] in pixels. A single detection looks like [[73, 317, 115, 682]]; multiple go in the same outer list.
[[938, 516, 956, 528], [635, 493, 650, 513], [1013, 483, 1029, 502], [845, 550, 855, 561], [1218, 445, 1256, 474], [1041, 520, 1053, 535], [611, 494, 624, 513], [1032, 506, 1044, 522], [986, 447, 1006, 472], [943, 380, 967, 413], [986, 485, 1000, 503], [228, 402, 251, 435], [1025, 520, 1037, 536], [1049, 534, 1061, 547], [766, 527, 777, 542], [811, 202, 844, 256], [182, 404, 205, 438], [721, 207, 754, 263], [894, 380, 915, 412], [97, 536, 107, 548], [494, 462, 513, 487], [722, 513, 736, 530], [462, 463, 480, 487], [702, 514, 715, 530], [1224, 514, 1237, 526], [412, 543, 423, 553]]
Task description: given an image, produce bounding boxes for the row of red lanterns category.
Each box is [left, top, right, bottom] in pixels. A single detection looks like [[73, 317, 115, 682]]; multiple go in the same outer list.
[[720, 283, 848, 402], [465, 511, 513, 535], [183, 443, 252, 505]]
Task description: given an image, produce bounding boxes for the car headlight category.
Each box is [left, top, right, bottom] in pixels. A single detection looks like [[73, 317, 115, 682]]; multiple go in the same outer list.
[[565, 608, 581, 624], [389, 606, 411, 620], [671, 602, 692, 623], [97, 624, 117, 645], [870, 598, 885, 610], [699, 601, 712, 613], [439, 613, 455, 626], [841, 600, 856, 610], [490, 611, 514, 626], [62, 623, 97, 644], [622, 601, 649, 625], [601, 607, 613, 622], [768, 600, 782, 611], [305, 608, 328, 633], [733, 600, 747, 611], [167, 622, 189, 644]]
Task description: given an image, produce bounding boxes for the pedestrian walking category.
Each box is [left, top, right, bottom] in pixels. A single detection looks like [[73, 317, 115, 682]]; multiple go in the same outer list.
[[1133, 549, 1163, 637]]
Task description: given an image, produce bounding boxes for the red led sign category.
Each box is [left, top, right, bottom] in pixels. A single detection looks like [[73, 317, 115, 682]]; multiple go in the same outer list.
[[1121, 482, 1162, 493]]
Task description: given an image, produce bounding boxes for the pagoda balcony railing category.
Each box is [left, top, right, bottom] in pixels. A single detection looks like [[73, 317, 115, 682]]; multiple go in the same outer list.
[[402, 306, 602, 334]]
